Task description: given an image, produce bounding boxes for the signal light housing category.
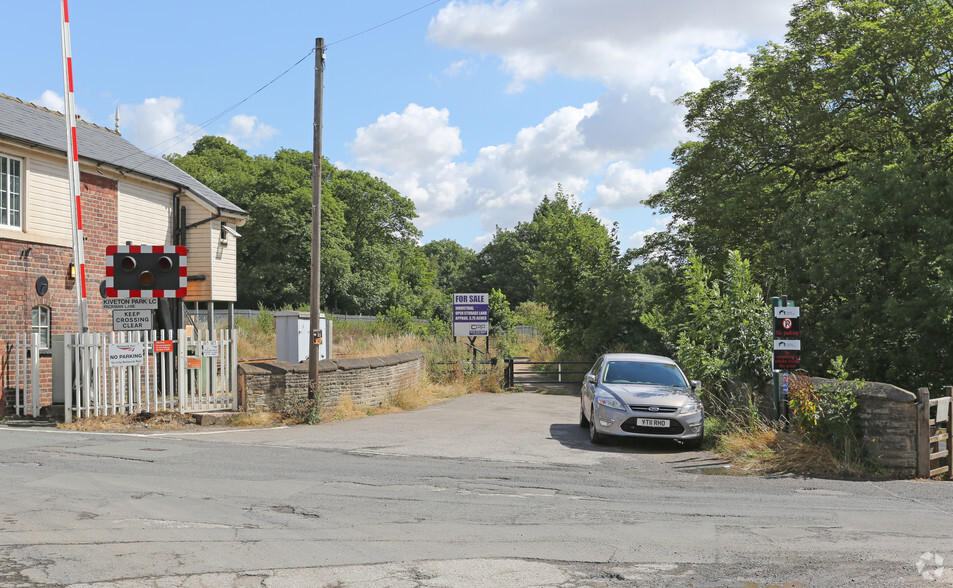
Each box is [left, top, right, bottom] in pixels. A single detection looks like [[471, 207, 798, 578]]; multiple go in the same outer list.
[[105, 245, 187, 298]]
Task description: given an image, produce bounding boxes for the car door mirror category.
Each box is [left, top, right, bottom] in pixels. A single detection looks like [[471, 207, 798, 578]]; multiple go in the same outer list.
[[690, 380, 701, 391], [586, 374, 597, 384]]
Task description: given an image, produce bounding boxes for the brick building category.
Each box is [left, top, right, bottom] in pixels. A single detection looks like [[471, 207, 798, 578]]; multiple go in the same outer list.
[[0, 93, 247, 414]]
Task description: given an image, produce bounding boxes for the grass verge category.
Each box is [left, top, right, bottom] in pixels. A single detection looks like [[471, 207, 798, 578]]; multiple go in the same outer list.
[[710, 418, 884, 479]]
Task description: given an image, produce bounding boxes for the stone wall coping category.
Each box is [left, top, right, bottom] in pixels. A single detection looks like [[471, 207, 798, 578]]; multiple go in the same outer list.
[[810, 377, 916, 404], [240, 350, 423, 376]]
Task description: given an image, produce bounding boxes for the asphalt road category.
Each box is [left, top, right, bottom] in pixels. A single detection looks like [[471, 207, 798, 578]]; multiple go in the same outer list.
[[1, 392, 952, 587]]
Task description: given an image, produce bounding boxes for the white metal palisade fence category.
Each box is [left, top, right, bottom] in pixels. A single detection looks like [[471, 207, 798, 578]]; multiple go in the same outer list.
[[10, 329, 238, 422], [13, 333, 41, 417]]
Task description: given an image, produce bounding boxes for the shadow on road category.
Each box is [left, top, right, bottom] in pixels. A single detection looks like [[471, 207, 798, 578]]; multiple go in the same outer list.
[[549, 423, 689, 454]]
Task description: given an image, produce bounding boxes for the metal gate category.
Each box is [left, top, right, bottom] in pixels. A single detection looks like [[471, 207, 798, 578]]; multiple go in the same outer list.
[[503, 357, 592, 389], [10, 333, 41, 417], [12, 328, 237, 422]]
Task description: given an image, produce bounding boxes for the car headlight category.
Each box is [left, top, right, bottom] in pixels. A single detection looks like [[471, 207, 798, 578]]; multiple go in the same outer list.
[[678, 401, 703, 416], [595, 393, 627, 412]]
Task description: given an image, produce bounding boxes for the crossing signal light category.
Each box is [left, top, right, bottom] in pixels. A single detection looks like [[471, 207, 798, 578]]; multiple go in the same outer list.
[[105, 245, 188, 298]]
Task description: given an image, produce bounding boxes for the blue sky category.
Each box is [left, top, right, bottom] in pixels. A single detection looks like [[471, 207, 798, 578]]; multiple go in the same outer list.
[[4, 1, 795, 250]]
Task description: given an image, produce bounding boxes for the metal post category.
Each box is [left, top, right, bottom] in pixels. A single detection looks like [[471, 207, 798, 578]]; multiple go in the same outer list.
[[31, 334, 40, 416], [177, 328, 187, 414], [62, 333, 73, 423]]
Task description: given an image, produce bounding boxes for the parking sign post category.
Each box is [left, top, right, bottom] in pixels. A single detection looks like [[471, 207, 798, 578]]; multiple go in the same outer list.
[[771, 296, 800, 420]]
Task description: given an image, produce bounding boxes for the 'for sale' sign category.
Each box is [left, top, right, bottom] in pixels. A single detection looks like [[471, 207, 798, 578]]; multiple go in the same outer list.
[[453, 293, 489, 337]]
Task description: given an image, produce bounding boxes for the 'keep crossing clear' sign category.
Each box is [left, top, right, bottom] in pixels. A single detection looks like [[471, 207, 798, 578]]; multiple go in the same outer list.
[[453, 293, 489, 337]]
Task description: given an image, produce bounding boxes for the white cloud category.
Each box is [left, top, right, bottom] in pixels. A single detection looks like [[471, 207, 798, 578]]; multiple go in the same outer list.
[[354, 0, 795, 238], [33, 90, 65, 113], [223, 114, 279, 150], [116, 98, 277, 156], [352, 104, 463, 171], [465, 102, 599, 223], [429, 0, 790, 92], [352, 101, 605, 231], [32, 90, 91, 121], [629, 215, 671, 250], [595, 163, 673, 209], [118, 97, 204, 155], [444, 59, 475, 77]]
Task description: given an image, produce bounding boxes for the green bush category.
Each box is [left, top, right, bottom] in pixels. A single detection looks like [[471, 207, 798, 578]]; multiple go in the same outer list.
[[788, 359, 864, 465], [256, 302, 275, 334], [378, 305, 417, 334], [643, 250, 772, 411]]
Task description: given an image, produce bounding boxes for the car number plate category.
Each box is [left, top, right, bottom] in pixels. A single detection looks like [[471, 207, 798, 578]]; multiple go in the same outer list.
[[637, 418, 668, 428]]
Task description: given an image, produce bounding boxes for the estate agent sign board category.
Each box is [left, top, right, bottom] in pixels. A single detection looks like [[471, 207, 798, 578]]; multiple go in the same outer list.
[[453, 293, 489, 337]]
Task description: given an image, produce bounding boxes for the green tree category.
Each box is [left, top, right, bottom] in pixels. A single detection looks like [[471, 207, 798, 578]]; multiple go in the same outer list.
[[169, 137, 438, 316], [421, 239, 477, 293], [643, 251, 772, 407], [530, 188, 659, 357], [645, 0, 953, 390], [467, 225, 540, 307]]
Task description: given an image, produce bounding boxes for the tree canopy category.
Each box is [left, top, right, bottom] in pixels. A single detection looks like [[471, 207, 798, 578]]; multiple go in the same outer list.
[[167, 137, 439, 316], [645, 0, 953, 390]]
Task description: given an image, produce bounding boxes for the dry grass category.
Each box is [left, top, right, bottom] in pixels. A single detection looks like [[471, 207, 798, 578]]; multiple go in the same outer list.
[[226, 411, 289, 427], [318, 380, 471, 423], [335, 332, 426, 357], [58, 411, 197, 432], [716, 425, 875, 478], [232, 316, 278, 360]]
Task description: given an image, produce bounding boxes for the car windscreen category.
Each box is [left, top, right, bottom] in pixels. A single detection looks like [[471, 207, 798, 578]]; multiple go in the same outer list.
[[602, 361, 688, 387]]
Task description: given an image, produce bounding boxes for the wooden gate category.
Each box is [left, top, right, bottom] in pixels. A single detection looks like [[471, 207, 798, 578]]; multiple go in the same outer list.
[[918, 386, 953, 479]]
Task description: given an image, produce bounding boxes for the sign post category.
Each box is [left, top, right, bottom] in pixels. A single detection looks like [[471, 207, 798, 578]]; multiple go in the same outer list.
[[771, 297, 800, 419]]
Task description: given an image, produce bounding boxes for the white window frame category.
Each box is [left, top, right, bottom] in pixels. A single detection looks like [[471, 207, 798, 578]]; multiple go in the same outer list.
[[32, 305, 51, 350], [0, 153, 23, 230]]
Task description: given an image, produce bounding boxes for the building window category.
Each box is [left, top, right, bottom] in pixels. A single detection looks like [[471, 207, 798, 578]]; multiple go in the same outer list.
[[31, 305, 50, 349], [0, 154, 23, 229]]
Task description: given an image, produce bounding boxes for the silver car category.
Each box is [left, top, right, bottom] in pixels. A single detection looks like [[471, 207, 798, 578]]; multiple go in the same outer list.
[[580, 353, 704, 448]]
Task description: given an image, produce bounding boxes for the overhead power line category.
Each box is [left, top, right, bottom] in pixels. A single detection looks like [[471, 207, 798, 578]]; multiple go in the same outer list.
[[327, 0, 445, 48]]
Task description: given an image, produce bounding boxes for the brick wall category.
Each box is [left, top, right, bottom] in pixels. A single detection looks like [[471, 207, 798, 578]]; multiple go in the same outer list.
[[0, 172, 116, 414], [239, 351, 424, 412]]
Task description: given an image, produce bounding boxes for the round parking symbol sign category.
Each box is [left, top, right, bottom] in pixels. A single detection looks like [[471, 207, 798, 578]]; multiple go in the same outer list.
[[782, 318, 793, 330]]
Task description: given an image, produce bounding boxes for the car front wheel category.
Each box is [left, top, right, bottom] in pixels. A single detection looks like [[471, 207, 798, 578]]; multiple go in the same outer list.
[[579, 402, 590, 428], [589, 405, 606, 445]]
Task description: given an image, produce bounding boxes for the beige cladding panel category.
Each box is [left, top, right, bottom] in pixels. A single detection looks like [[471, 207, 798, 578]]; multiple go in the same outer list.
[[211, 220, 238, 301], [23, 154, 72, 241], [117, 179, 173, 245], [182, 198, 211, 301]]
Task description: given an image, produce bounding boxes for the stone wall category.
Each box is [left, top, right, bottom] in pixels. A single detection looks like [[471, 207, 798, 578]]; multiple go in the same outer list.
[[239, 351, 424, 412], [811, 377, 919, 476]]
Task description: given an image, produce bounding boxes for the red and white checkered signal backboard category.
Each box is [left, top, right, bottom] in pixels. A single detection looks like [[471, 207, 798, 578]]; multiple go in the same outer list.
[[105, 245, 187, 298]]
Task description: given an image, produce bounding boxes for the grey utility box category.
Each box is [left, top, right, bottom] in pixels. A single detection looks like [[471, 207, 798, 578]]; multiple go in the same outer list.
[[275, 311, 332, 364]]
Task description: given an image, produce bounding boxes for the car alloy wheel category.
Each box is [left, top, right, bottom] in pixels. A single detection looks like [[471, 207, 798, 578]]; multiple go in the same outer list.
[[589, 405, 606, 444]]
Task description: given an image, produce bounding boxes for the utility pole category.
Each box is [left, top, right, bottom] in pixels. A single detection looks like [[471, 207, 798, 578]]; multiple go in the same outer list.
[[309, 38, 325, 399]]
